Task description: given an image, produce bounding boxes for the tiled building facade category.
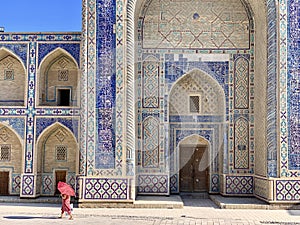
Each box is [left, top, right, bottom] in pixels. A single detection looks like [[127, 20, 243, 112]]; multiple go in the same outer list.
[[0, 0, 299, 206]]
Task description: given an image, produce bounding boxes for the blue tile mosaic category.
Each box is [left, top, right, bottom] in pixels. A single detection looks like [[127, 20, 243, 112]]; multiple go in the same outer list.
[[287, 0, 300, 170], [95, 0, 116, 169], [0, 43, 28, 67], [35, 118, 79, 142], [266, 0, 278, 177], [38, 43, 80, 66], [0, 118, 25, 139]]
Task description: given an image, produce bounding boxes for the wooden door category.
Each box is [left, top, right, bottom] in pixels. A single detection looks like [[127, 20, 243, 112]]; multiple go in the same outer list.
[[0, 172, 9, 195], [179, 147, 194, 192], [55, 171, 66, 195], [193, 147, 208, 192], [179, 146, 208, 192]]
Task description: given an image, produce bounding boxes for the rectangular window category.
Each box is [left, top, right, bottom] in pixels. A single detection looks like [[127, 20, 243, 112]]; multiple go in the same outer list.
[[189, 95, 200, 113], [4, 69, 14, 80], [58, 70, 69, 81], [56, 145, 67, 161], [0, 145, 11, 161]]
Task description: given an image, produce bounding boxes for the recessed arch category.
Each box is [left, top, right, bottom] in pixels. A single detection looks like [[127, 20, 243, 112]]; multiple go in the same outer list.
[[35, 122, 79, 196], [178, 134, 210, 192], [0, 123, 24, 195], [169, 69, 226, 118], [38, 47, 80, 107], [0, 47, 27, 71], [0, 47, 27, 106], [39, 47, 79, 70]]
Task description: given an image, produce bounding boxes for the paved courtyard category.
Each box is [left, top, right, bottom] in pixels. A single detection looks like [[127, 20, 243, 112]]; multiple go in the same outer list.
[[1, 197, 300, 225]]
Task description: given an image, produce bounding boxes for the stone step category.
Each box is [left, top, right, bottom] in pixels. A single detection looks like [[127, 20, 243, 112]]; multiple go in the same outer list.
[[180, 192, 209, 199]]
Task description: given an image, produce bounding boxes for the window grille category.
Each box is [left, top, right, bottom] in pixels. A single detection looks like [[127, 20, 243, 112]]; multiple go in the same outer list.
[[56, 145, 67, 161], [58, 70, 69, 81], [189, 95, 200, 113], [4, 69, 14, 80], [0, 145, 11, 161]]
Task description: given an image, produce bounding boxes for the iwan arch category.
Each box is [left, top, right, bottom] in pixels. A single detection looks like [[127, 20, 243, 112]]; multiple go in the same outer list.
[[120, 0, 274, 199], [0, 0, 299, 206]]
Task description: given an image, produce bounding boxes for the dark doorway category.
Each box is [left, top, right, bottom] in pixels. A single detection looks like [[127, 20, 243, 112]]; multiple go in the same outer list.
[[0, 172, 9, 195], [179, 146, 208, 192], [55, 170, 66, 195], [57, 89, 70, 106]]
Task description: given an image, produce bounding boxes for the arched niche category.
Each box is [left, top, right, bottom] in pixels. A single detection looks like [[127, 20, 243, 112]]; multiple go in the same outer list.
[[0, 48, 26, 106], [178, 134, 210, 192], [35, 122, 79, 195], [169, 69, 226, 118], [38, 48, 79, 107], [0, 123, 24, 195]]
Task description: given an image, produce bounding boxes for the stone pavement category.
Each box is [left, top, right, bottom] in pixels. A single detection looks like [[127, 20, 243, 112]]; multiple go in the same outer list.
[[1, 195, 300, 225]]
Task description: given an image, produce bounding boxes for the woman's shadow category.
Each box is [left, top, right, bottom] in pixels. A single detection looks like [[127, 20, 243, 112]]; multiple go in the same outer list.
[[4, 216, 60, 220]]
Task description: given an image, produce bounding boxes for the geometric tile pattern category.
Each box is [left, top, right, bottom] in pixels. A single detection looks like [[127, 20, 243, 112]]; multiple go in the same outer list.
[[225, 176, 253, 195], [276, 180, 300, 201], [142, 117, 159, 168], [278, 0, 300, 178], [279, 0, 289, 177], [84, 178, 128, 200], [170, 174, 178, 193], [80, 0, 93, 176], [234, 117, 249, 169], [12, 174, 21, 194], [115, 0, 125, 177], [81, 0, 123, 177], [42, 175, 53, 195], [229, 55, 254, 174], [142, 57, 160, 108], [138, 175, 168, 194], [287, 0, 300, 171], [67, 173, 76, 192], [142, 0, 250, 49], [21, 175, 34, 196], [211, 174, 219, 193], [234, 55, 249, 109], [169, 69, 226, 115]]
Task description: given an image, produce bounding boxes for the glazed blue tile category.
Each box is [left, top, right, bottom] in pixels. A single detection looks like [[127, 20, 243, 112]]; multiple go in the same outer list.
[[35, 118, 79, 142], [0, 118, 25, 139], [38, 43, 80, 66], [0, 43, 28, 67], [287, 0, 300, 169]]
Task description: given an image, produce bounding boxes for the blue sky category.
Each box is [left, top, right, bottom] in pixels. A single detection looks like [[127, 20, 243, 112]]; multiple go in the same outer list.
[[0, 0, 82, 32]]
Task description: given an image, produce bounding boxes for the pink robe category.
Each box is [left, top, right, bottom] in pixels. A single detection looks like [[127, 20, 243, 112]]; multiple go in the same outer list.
[[61, 195, 72, 214]]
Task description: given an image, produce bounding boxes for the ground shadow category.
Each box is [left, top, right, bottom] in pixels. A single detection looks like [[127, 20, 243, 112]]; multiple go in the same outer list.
[[4, 216, 59, 220]]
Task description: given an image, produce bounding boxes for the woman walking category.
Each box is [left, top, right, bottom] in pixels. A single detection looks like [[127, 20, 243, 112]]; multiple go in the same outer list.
[[59, 194, 73, 220], [57, 181, 75, 220]]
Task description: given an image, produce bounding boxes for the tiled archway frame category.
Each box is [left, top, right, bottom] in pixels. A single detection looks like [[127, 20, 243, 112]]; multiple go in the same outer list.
[[124, 0, 279, 192]]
